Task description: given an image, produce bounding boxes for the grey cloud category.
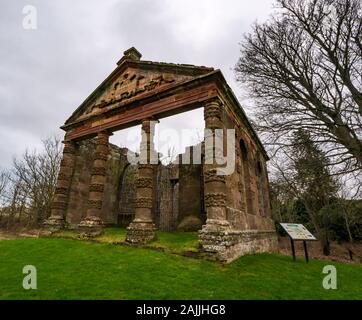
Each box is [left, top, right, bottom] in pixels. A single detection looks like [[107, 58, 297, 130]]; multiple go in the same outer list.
[[0, 0, 274, 168]]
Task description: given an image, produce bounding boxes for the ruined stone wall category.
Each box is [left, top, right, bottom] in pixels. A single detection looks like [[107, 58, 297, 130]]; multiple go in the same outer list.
[[65, 139, 205, 231], [102, 146, 129, 224], [118, 164, 137, 226], [154, 158, 204, 232], [66, 141, 93, 227], [155, 165, 178, 231], [177, 149, 204, 231], [220, 106, 275, 233], [66, 140, 127, 227]]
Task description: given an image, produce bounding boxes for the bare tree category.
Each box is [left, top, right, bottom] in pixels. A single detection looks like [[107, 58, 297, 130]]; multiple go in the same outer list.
[[0, 169, 9, 200], [8, 136, 62, 226], [235, 0, 362, 182], [270, 129, 338, 255], [0, 169, 10, 224]]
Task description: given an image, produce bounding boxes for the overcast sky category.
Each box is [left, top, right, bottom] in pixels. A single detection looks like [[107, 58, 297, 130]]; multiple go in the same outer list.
[[0, 0, 275, 168]]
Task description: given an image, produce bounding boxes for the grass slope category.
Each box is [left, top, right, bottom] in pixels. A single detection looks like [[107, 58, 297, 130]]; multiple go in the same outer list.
[[0, 235, 361, 299], [53, 228, 199, 254]]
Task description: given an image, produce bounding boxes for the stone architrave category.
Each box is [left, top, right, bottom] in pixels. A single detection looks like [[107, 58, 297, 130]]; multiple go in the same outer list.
[[78, 131, 110, 237], [126, 119, 157, 244], [44, 141, 76, 232]]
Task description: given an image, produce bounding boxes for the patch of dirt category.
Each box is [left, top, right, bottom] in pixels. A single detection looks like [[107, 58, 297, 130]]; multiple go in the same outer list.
[[0, 228, 46, 240], [278, 236, 362, 265], [0, 232, 18, 240]]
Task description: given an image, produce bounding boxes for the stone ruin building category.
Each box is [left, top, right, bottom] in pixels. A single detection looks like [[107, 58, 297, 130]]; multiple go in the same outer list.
[[45, 47, 277, 262]]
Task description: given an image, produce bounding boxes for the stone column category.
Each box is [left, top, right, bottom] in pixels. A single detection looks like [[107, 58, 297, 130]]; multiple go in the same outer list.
[[44, 140, 76, 232], [79, 131, 110, 237], [199, 99, 240, 261], [126, 119, 157, 244]]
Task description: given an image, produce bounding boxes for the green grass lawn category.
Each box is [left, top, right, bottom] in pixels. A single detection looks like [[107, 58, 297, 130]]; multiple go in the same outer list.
[[0, 231, 362, 299], [52, 227, 200, 253]]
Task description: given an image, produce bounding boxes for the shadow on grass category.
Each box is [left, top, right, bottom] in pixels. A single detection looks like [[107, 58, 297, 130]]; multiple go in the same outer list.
[[49, 227, 199, 256]]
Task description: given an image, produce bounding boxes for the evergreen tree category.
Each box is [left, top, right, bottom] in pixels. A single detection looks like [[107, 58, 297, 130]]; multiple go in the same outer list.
[[291, 129, 338, 255]]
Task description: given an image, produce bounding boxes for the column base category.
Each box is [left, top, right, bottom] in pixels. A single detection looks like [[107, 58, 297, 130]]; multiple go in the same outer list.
[[78, 216, 103, 237], [199, 219, 278, 263], [43, 216, 65, 232], [199, 219, 242, 262], [126, 219, 156, 244]]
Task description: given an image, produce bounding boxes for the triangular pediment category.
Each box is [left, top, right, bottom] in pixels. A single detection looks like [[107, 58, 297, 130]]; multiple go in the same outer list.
[[65, 50, 214, 125]]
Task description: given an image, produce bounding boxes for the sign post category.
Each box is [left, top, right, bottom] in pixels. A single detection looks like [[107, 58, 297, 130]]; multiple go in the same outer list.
[[303, 240, 309, 263], [280, 223, 316, 263], [290, 238, 296, 261]]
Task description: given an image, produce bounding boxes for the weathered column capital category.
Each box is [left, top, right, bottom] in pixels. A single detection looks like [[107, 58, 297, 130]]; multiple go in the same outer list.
[[62, 140, 77, 154], [204, 99, 223, 131], [141, 117, 158, 133], [97, 130, 112, 136], [140, 117, 158, 165], [204, 99, 222, 120], [96, 131, 112, 145], [204, 168, 226, 184]]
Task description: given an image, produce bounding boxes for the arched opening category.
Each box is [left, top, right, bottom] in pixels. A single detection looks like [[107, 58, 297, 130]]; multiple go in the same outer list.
[[256, 157, 266, 217], [256, 160, 262, 175], [239, 138, 248, 160], [117, 163, 137, 227], [239, 138, 254, 215]]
